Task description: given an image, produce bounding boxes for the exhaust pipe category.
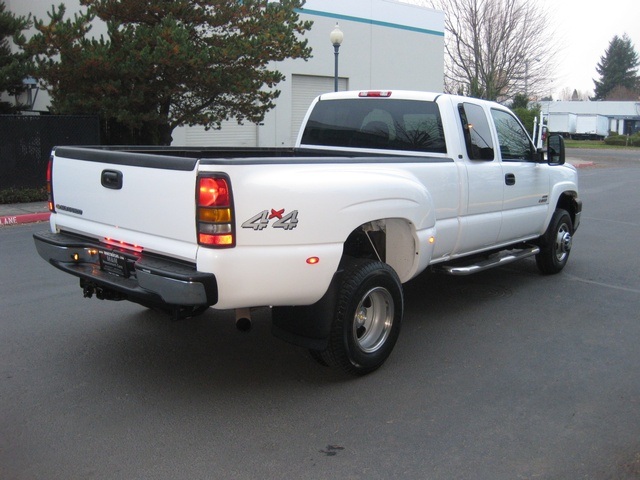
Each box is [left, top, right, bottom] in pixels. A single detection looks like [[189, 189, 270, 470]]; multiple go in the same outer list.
[[235, 308, 252, 332]]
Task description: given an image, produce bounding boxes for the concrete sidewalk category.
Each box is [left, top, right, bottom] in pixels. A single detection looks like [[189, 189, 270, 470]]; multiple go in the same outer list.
[[0, 158, 595, 227], [0, 201, 50, 227]]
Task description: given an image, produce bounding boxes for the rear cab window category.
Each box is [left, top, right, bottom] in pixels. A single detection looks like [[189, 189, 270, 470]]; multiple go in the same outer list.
[[300, 98, 447, 154]]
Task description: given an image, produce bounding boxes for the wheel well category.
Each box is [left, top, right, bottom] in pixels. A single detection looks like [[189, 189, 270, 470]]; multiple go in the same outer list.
[[557, 191, 579, 226], [342, 219, 416, 282]]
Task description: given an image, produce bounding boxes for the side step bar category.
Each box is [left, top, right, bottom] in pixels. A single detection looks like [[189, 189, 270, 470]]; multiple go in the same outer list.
[[436, 245, 540, 276]]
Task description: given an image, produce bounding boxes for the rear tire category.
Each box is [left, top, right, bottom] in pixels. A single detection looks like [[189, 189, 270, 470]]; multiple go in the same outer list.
[[313, 258, 403, 376], [536, 208, 573, 275]]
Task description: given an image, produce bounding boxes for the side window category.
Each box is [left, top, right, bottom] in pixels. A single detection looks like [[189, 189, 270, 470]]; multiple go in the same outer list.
[[458, 103, 494, 160], [490, 109, 535, 161]]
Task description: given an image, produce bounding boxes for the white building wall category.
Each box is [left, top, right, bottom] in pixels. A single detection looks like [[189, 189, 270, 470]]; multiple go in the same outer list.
[[6, 0, 444, 147], [251, 0, 445, 147]]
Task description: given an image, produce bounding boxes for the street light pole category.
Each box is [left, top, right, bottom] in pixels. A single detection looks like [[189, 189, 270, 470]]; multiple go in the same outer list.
[[329, 23, 344, 92]]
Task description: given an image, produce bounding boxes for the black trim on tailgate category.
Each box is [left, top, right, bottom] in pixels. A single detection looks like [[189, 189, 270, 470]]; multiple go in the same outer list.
[[54, 146, 199, 171]]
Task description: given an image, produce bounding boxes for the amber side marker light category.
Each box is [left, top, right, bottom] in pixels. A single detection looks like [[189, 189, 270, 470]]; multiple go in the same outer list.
[[306, 257, 320, 265]]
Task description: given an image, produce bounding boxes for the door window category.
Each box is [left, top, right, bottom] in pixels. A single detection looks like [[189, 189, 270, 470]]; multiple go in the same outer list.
[[490, 109, 535, 161]]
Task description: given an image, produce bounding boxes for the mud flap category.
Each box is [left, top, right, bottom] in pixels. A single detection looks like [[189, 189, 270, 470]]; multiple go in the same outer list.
[[271, 267, 345, 351]]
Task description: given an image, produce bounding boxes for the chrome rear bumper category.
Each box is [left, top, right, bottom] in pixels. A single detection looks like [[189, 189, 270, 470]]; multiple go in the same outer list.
[[33, 231, 217, 308]]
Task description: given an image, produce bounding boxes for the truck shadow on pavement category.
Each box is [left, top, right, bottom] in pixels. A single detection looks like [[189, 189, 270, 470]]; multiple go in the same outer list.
[[64, 257, 550, 393]]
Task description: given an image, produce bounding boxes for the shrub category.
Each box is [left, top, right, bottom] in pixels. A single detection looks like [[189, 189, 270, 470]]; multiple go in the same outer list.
[[604, 133, 640, 147], [513, 105, 541, 137], [0, 187, 48, 204]]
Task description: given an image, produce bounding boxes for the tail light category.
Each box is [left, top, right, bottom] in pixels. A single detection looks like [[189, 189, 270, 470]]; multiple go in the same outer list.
[[47, 155, 55, 213], [197, 174, 235, 248]]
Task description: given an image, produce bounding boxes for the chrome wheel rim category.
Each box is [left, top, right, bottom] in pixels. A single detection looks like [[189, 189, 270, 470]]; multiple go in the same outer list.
[[353, 287, 394, 353], [554, 223, 572, 263]]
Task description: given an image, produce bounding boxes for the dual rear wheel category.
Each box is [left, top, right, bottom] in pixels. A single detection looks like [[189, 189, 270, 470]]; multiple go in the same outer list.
[[310, 258, 403, 376]]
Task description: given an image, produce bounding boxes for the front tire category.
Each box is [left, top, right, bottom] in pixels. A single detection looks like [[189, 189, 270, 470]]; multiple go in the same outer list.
[[312, 258, 403, 376], [536, 208, 573, 275]]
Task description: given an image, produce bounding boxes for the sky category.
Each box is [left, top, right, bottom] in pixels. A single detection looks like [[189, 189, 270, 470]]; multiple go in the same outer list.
[[538, 0, 640, 99], [404, 0, 640, 100]]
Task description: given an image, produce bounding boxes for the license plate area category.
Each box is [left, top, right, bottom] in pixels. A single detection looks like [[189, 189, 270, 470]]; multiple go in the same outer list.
[[98, 249, 136, 278]]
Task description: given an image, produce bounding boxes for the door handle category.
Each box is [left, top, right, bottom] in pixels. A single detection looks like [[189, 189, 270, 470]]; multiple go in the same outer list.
[[505, 173, 516, 186], [101, 170, 123, 190]]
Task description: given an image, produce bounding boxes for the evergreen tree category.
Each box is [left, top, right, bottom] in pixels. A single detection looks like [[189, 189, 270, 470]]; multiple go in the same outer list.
[[593, 34, 639, 100], [25, 0, 312, 145], [0, 1, 32, 113], [510, 92, 529, 110]]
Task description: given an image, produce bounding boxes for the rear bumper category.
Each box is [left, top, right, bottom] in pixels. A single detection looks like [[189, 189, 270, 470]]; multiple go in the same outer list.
[[33, 231, 217, 307]]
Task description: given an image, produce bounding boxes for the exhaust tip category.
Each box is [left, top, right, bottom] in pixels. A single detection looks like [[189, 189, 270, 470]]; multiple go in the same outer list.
[[236, 317, 252, 333]]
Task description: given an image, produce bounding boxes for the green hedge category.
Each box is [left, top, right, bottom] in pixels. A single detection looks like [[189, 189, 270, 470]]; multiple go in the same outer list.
[[0, 187, 48, 204], [604, 133, 640, 147]]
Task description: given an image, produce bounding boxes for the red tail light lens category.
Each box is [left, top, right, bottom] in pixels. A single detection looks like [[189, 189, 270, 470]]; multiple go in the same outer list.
[[197, 175, 235, 248], [47, 155, 55, 213], [358, 91, 392, 98], [199, 177, 230, 207]]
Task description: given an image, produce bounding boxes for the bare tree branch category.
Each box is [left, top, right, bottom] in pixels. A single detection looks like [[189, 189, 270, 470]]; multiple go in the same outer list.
[[427, 0, 558, 101]]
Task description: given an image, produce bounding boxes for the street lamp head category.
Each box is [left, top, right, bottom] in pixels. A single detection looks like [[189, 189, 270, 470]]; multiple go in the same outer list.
[[330, 23, 344, 47]]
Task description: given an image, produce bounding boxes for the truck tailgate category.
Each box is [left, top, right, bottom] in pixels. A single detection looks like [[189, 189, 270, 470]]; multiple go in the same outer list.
[[51, 147, 200, 262]]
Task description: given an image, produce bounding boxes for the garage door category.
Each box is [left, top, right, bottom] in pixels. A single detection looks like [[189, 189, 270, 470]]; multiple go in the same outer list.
[[291, 74, 348, 142]]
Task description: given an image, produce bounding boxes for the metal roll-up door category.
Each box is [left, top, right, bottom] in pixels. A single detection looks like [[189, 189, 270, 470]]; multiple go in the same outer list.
[[291, 75, 348, 142]]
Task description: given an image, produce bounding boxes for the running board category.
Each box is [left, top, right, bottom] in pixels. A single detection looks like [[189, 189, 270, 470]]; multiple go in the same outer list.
[[436, 245, 540, 276]]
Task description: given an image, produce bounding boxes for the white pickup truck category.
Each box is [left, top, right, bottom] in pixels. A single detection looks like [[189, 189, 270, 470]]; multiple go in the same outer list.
[[34, 90, 581, 375]]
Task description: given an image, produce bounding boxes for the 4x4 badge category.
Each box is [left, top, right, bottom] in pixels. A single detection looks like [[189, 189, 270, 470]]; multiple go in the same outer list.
[[242, 209, 299, 231]]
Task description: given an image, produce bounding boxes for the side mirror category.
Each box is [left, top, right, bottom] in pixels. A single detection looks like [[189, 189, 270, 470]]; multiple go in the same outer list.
[[547, 134, 565, 166]]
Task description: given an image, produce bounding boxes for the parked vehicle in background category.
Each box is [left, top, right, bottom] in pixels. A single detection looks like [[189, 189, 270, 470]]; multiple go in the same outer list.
[[546, 112, 577, 138], [545, 112, 610, 140], [574, 114, 609, 140]]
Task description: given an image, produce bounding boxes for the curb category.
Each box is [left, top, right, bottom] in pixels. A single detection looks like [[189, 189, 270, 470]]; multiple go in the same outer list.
[[570, 161, 596, 169], [0, 212, 50, 227]]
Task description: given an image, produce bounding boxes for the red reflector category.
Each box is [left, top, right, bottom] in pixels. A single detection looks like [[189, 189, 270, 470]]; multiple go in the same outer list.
[[199, 177, 230, 207], [358, 91, 392, 98], [199, 233, 234, 246], [104, 237, 143, 253], [47, 156, 55, 213]]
